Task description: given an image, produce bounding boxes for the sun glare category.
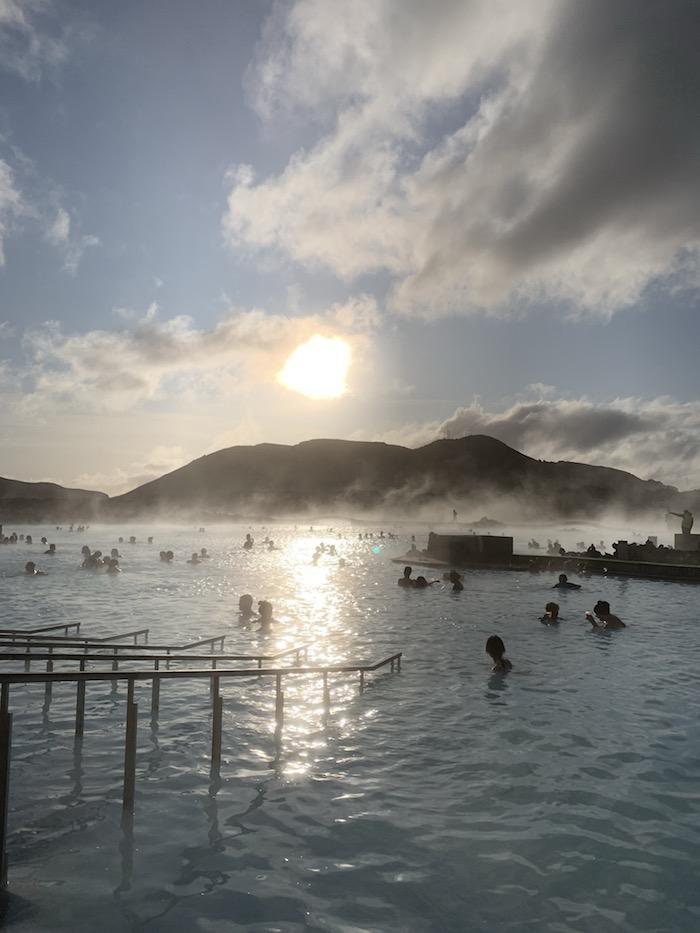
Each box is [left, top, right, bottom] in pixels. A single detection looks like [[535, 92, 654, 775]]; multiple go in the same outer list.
[[278, 335, 351, 399]]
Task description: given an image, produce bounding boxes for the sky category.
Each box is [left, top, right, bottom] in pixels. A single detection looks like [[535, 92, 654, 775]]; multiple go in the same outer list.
[[1, 0, 700, 495]]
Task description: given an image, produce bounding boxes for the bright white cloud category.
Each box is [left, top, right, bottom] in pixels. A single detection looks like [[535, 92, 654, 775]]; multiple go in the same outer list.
[[13, 298, 377, 413], [225, 0, 700, 317]]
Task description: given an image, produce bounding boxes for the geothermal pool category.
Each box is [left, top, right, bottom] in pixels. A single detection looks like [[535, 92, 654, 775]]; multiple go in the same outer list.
[[1, 522, 700, 932]]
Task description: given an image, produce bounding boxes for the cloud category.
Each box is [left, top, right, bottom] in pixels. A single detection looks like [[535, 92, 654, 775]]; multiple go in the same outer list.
[[365, 393, 700, 489], [45, 206, 99, 273], [0, 159, 24, 264], [225, 0, 700, 317], [13, 298, 378, 413], [0, 0, 73, 80], [73, 445, 188, 496]]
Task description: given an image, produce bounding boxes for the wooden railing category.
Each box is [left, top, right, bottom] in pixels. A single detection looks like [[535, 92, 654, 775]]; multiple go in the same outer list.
[[0, 651, 402, 888]]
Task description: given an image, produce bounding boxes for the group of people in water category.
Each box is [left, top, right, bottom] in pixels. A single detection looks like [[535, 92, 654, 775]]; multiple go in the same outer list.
[[398, 560, 626, 673]]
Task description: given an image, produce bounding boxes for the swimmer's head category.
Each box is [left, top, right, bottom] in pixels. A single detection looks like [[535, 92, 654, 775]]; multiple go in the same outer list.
[[258, 600, 273, 621], [594, 600, 610, 616], [25, 561, 36, 574], [558, 573, 568, 583], [403, 566, 412, 578], [239, 594, 253, 613], [485, 635, 506, 660], [545, 601, 559, 616]]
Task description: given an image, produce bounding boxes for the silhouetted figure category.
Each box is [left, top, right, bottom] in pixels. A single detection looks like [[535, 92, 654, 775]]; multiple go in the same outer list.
[[586, 544, 603, 557], [159, 550, 168, 562], [540, 601, 560, 624], [257, 600, 273, 627], [669, 509, 694, 536], [147, 536, 154, 544], [107, 558, 121, 574], [111, 548, 121, 559], [238, 594, 254, 618], [187, 552, 201, 565], [25, 535, 32, 544], [200, 547, 209, 559], [486, 635, 512, 672], [586, 600, 625, 630], [166, 550, 174, 562], [414, 575, 439, 587], [45, 543, 56, 554], [243, 533, 254, 550], [398, 566, 414, 587], [449, 570, 464, 592], [129, 536, 136, 545], [553, 573, 581, 590], [25, 561, 46, 576]]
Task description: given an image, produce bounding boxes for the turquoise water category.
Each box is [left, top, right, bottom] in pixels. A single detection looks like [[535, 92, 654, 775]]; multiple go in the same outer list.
[[1, 523, 700, 932]]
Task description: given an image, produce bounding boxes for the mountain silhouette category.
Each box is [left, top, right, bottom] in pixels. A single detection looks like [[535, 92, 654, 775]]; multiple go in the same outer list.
[[105, 435, 677, 520], [1, 435, 686, 523]]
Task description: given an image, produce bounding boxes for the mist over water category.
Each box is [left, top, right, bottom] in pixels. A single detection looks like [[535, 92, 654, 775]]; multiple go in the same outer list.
[[2, 521, 700, 932]]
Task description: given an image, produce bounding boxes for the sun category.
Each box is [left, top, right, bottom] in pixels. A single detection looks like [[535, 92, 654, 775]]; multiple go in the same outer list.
[[277, 335, 351, 399]]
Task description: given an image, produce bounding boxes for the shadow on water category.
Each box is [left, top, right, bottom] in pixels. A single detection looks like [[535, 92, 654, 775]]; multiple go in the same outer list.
[[0, 890, 39, 928], [485, 671, 510, 703]]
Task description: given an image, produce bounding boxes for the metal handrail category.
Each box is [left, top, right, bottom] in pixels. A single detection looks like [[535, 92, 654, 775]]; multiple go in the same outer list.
[[0, 654, 402, 684], [0, 628, 150, 647], [0, 622, 81, 636], [0, 643, 311, 667], [0, 631, 236, 654], [0, 650, 402, 888]]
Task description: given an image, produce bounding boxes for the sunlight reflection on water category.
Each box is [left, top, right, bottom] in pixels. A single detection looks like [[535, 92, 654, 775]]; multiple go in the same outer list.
[[1, 521, 700, 931]]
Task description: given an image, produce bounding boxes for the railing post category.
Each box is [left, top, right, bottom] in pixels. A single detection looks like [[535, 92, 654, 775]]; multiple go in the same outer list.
[[322, 672, 330, 713], [151, 660, 160, 716], [166, 648, 171, 671], [1, 683, 8, 717], [123, 681, 138, 813], [44, 658, 53, 707], [397, 653, 402, 672], [257, 658, 262, 678], [211, 676, 222, 774], [0, 707, 12, 888], [24, 645, 30, 673], [275, 674, 284, 735], [75, 660, 86, 739], [359, 670, 365, 694]]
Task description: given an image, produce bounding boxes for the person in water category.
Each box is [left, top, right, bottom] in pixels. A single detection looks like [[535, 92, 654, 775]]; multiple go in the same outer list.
[[553, 573, 581, 590], [187, 552, 201, 565], [486, 635, 512, 672], [45, 543, 56, 554], [243, 533, 254, 550], [414, 575, 440, 588], [25, 561, 46, 576], [449, 570, 464, 592], [200, 547, 209, 559], [106, 558, 121, 574], [257, 600, 274, 626], [540, 601, 560, 624], [586, 600, 625, 630], [238, 594, 255, 619], [398, 566, 414, 587]]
